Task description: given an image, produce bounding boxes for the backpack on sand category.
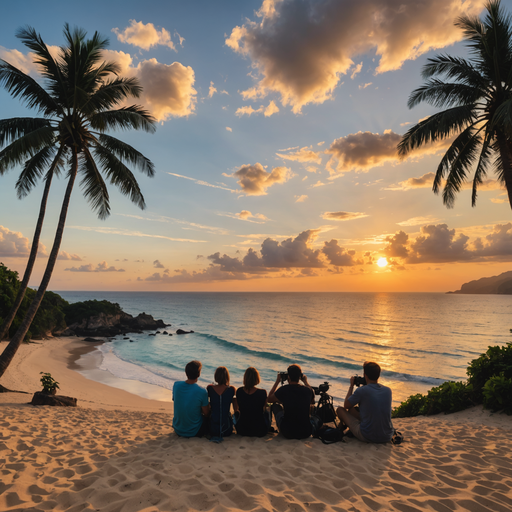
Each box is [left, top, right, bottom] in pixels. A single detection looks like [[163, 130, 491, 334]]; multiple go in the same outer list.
[[316, 426, 343, 444]]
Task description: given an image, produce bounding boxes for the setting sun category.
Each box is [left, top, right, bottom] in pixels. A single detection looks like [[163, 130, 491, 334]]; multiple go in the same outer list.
[[377, 257, 388, 268]]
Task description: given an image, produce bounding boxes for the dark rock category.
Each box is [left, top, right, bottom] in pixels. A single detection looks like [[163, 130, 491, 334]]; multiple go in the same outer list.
[[61, 311, 168, 338], [176, 329, 194, 335], [156, 331, 161, 334], [123, 337, 129, 340], [31, 392, 77, 407], [163, 331, 168, 335], [84, 337, 102, 342], [169, 333, 173, 336], [129, 340, 133, 342]]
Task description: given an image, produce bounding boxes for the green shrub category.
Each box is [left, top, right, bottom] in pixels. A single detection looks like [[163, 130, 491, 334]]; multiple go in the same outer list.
[[482, 373, 512, 415], [392, 381, 473, 418], [63, 300, 123, 326], [467, 343, 512, 402], [392, 393, 427, 418]]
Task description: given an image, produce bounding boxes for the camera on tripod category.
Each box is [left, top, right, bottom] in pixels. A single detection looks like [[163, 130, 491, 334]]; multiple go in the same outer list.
[[312, 381, 330, 395], [312, 381, 337, 425], [353, 375, 366, 387]]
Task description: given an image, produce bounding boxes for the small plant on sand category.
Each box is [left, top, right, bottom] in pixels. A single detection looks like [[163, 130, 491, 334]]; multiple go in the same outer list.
[[40, 372, 59, 394]]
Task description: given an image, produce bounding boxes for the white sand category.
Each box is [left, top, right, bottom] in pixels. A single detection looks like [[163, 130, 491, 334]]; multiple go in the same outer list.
[[1, 337, 511, 512]]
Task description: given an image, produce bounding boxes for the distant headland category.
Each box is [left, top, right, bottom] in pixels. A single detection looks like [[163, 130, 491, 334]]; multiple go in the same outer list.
[[447, 271, 512, 295]]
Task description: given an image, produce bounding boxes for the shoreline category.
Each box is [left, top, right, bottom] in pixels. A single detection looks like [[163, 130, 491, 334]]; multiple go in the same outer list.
[[0, 337, 173, 412], [1, 337, 512, 511]]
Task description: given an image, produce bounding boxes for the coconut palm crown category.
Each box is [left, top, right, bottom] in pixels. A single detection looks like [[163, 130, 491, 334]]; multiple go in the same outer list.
[[0, 24, 156, 379], [398, 0, 512, 210]]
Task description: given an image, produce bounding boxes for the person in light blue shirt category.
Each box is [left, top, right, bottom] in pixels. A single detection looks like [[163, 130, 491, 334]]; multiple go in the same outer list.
[[336, 361, 394, 443], [172, 360, 210, 437]]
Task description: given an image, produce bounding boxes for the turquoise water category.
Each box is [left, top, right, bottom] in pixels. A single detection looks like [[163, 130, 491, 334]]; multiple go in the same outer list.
[[58, 291, 512, 405]]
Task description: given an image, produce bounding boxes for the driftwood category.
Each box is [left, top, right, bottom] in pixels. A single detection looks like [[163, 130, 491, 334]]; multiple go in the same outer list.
[[31, 391, 77, 407]]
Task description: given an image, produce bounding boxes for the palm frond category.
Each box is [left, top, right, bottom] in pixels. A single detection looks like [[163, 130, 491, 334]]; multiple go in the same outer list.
[[407, 80, 483, 110], [15, 26, 68, 107], [94, 144, 146, 210], [442, 130, 481, 207], [421, 55, 487, 89], [78, 147, 110, 219], [89, 106, 156, 133], [398, 105, 475, 157], [0, 60, 59, 116], [0, 126, 56, 174], [97, 134, 155, 177], [471, 128, 494, 206], [16, 144, 65, 199], [0, 117, 52, 148], [81, 77, 143, 116]]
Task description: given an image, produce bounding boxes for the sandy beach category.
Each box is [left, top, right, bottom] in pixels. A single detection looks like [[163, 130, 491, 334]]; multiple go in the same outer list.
[[1, 337, 512, 512]]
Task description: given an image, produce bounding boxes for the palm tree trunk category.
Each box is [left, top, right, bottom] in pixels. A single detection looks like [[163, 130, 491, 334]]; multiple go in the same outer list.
[[0, 169, 55, 341], [0, 152, 78, 380], [496, 131, 512, 210]]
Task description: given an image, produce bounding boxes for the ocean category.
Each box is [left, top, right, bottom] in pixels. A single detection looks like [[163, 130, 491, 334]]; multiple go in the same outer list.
[[57, 291, 512, 406]]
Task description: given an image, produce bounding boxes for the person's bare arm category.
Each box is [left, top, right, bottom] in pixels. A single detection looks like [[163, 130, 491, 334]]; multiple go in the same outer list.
[[202, 405, 211, 416], [343, 376, 356, 410], [267, 373, 281, 403], [231, 387, 239, 412], [301, 374, 316, 404]]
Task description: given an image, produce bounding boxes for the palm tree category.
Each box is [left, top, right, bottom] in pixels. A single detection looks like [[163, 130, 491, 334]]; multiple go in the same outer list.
[[398, 0, 512, 210], [0, 150, 63, 341], [0, 24, 156, 379]]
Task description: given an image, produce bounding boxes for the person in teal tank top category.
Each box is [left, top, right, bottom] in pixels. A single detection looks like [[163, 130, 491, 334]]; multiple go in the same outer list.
[[172, 360, 210, 437]]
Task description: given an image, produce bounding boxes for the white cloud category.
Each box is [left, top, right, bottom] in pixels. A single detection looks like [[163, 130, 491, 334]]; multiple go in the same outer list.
[[113, 20, 176, 51], [208, 81, 218, 98], [0, 226, 46, 257], [295, 195, 308, 202], [397, 216, 442, 227], [57, 251, 82, 261], [226, 126, 233, 132], [358, 82, 373, 90], [167, 172, 236, 193]]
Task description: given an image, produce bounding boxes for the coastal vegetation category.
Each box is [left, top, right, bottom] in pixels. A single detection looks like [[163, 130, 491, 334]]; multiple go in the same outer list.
[[398, 0, 512, 210], [393, 342, 512, 417], [0, 25, 156, 378]]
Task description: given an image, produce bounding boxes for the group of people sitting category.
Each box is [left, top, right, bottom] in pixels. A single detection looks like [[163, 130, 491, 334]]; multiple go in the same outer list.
[[172, 360, 394, 443]]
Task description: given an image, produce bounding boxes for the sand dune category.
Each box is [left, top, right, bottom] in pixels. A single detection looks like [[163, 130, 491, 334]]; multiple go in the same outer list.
[[1, 338, 511, 511]]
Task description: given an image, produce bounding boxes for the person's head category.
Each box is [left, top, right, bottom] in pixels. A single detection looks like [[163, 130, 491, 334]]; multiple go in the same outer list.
[[243, 367, 260, 389], [363, 361, 381, 382], [214, 366, 230, 385], [185, 360, 202, 380], [287, 364, 302, 383]]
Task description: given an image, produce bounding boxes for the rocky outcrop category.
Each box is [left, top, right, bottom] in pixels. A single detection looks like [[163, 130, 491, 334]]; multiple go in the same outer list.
[[59, 311, 169, 338], [448, 271, 512, 295], [176, 329, 194, 335]]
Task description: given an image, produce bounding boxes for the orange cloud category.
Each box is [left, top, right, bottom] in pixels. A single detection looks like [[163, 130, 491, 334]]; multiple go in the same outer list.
[[226, 0, 484, 112], [276, 146, 322, 164], [0, 225, 46, 257], [322, 211, 368, 221], [225, 163, 293, 196], [102, 50, 197, 121]]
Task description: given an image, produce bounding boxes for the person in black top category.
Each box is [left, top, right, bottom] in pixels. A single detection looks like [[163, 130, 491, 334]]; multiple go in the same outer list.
[[207, 366, 237, 438], [268, 364, 315, 439], [235, 367, 269, 437]]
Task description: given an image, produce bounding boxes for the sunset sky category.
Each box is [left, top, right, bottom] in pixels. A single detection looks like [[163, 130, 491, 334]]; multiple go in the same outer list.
[[1, 0, 511, 292]]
